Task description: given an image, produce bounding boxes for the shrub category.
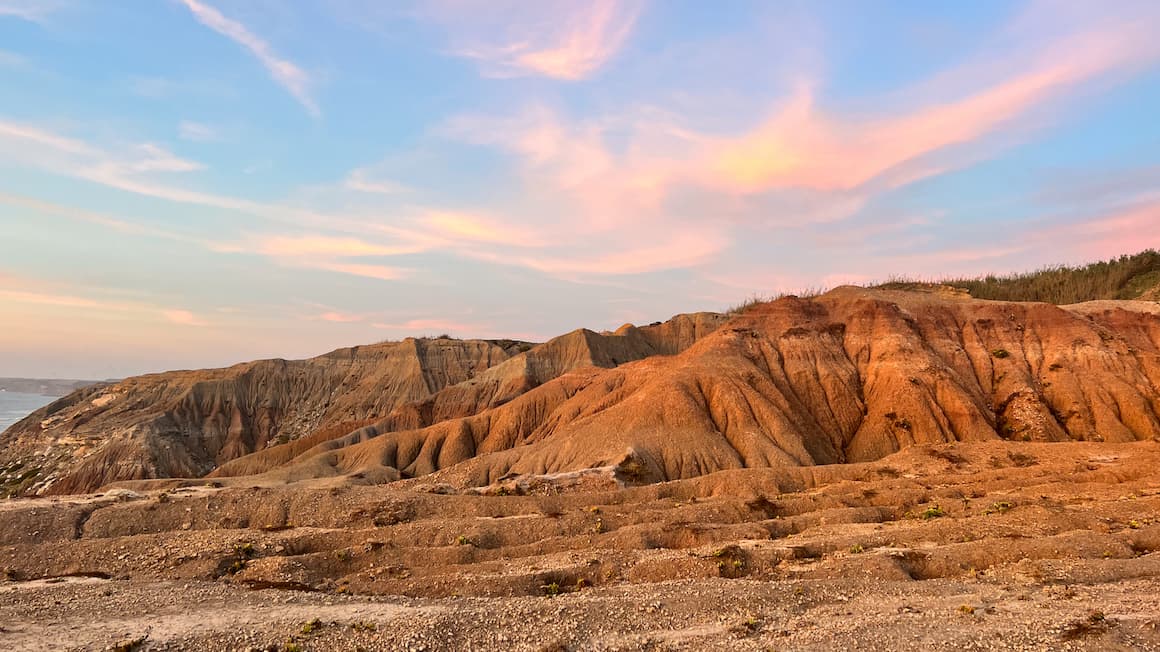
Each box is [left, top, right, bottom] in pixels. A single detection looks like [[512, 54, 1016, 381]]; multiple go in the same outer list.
[[919, 505, 946, 520]]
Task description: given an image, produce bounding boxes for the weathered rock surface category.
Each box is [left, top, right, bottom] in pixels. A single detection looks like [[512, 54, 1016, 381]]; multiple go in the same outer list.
[[236, 287, 1160, 488], [0, 338, 527, 495], [5, 287, 1160, 496]]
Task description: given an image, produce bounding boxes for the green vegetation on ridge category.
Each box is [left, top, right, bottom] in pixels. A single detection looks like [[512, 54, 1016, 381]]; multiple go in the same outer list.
[[884, 250, 1160, 304]]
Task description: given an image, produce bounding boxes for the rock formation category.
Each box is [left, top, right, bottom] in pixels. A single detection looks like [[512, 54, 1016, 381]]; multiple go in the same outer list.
[[4, 286, 1160, 496], [0, 338, 526, 495], [219, 288, 1160, 488]]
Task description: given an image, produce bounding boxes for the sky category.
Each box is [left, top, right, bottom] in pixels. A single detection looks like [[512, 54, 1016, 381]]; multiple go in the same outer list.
[[1, 0, 1159, 379]]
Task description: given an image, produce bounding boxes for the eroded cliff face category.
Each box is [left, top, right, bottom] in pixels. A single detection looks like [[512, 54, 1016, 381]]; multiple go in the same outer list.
[[229, 288, 1160, 488], [209, 312, 727, 478], [0, 338, 525, 496], [5, 288, 1160, 496]]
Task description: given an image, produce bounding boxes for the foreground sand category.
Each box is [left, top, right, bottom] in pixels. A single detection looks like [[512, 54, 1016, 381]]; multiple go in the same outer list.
[[1, 440, 1159, 650]]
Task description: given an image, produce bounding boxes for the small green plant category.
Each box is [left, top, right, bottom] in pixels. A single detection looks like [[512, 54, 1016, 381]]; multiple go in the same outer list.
[[542, 581, 560, 597], [958, 604, 976, 615], [919, 504, 946, 520], [984, 501, 1013, 515], [351, 620, 376, 632], [849, 544, 865, 554], [284, 643, 302, 652], [729, 615, 761, 636], [455, 535, 471, 545], [301, 618, 322, 634], [1128, 520, 1141, 529]]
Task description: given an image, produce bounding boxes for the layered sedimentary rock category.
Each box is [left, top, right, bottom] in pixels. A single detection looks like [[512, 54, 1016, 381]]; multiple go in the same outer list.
[[230, 287, 1160, 488], [5, 287, 1160, 496], [0, 338, 526, 495]]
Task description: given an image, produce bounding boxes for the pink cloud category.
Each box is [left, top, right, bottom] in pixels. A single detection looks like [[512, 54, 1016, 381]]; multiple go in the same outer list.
[[1041, 201, 1160, 261], [705, 27, 1160, 194], [371, 318, 487, 335], [162, 309, 208, 326], [247, 234, 419, 258], [310, 262, 410, 281], [422, 0, 642, 80], [318, 311, 363, 323]]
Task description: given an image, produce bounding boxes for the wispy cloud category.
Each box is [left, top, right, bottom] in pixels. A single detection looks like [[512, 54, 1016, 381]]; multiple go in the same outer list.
[[0, 277, 211, 328], [0, 0, 61, 23], [317, 311, 363, 323], [422, 0, 642, 80], [343, 167, 409, 194], [162, 309, 208, 326], [211, 234, 416, 282], [178, 120, 220, 142], [177, 0, 319, 116], [0, 49, 26, 67], [370, 318, 486, 335]]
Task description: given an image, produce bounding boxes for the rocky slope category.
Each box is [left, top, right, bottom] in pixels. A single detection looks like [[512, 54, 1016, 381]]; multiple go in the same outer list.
[[214, 286, 1160, 489], [4, 286, 1160, 497], [0, 312, 726, 496], [0, 338, 528, 496]]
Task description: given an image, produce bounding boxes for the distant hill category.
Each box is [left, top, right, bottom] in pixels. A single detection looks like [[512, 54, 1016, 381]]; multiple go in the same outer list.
[[0, 378, 102, 397], [878, 249, 1160, 304]]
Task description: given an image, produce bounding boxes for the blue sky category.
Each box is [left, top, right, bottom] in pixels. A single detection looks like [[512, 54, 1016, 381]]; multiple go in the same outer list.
[[1, 0, 1159, 379]]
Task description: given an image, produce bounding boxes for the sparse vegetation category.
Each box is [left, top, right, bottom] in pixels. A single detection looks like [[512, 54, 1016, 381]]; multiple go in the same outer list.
[[726, 288, 826, 315], [919, 504, 946, 520], [541, 581, 560, 597], [991, 348, 1010, 359], [849, 544, 865, 554], [300, 618, 322, 634], [876, 250, 1160, 304], [350, 620, 376, 632], [729, 615, 761, 637], [984, 501, 1013, 515]]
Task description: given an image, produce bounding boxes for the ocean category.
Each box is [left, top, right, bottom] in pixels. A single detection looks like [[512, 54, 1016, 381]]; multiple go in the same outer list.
[[0, 391, 55, 433]]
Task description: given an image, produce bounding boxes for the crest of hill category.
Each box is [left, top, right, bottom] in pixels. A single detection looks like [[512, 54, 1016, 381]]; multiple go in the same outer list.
[[206, 285, 1160, 491], [0, 337, 528, 496], [1, 314, 726, 496], [876, 249, 1160, 304]]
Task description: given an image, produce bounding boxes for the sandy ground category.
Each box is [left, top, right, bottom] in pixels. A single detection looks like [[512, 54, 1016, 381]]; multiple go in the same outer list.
[[1, 440, 1159, 651]]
